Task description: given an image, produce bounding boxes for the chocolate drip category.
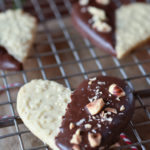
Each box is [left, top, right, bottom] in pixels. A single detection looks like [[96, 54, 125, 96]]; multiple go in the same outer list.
[[55, 76, 134, 150], [0, 46, 22, 71], [72, 0, 147, 56]]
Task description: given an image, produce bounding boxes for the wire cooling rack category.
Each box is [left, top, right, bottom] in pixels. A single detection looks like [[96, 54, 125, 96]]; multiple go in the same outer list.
[[0, 0, 150, 150]]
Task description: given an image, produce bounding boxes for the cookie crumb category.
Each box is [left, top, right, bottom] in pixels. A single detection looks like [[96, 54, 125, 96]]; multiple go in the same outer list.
[[79, 0, 89, 6], [88, 133, 102, 148], [69, 122, 75, 130], [120, 105, 125, 111], [96, 0, 110, 5], [70, 129, 82, 144]]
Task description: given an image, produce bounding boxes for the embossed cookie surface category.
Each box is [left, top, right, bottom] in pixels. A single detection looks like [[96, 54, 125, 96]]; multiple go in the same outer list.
[[17, 80, 71, 150], [72, 0, 150, 58]]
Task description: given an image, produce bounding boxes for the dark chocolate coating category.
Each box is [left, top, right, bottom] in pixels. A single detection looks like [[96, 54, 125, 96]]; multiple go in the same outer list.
[[0, 46, 22, 71], [72, 0, 147, 56], [55, 76, 134, 150]]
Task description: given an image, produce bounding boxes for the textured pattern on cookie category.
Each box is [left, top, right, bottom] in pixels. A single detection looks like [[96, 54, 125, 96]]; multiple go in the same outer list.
[[116, 3, 150, 58], [0, 9, 37, 62], [17, 80, 71, 150]]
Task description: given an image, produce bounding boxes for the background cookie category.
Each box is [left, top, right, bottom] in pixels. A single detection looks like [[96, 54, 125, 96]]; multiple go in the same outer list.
[[0, 9, 37, 63], [116, 3, 150, 58], [72, 0, 150, 59]]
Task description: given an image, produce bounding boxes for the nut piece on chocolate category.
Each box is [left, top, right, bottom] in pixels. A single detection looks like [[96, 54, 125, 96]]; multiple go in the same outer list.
[[96, 0, 110, 5], [109, 84, 125, 98], [70, 129, 82, 145], [72, 144, 81, 150], [88, 133, 102, 148], [120, 105, 125, 111], [84, 124, 92, 129], [105, 107, 117, 114], [92, 20, 112, 33], [86, 98, 105, 115], [79, 0, 89, 6], [87, 6, 111, 33], [88, 77, 97, 85], [87, 7, 106, 21], [69, 122, 75, 130]]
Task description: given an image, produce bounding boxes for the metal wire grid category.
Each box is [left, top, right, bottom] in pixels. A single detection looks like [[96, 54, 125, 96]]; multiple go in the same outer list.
[[0, 0, 149, 149]]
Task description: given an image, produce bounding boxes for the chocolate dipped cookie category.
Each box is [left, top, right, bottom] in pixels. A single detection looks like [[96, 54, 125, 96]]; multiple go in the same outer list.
[[17, 76, 134, 150], [0, 9, 37, 70], [0, 46, 22, 70], [72, 0, 150, 58]]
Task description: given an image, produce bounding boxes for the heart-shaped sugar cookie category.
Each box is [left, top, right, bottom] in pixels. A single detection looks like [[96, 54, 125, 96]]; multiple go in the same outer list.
[[17, 76, 134, 150]]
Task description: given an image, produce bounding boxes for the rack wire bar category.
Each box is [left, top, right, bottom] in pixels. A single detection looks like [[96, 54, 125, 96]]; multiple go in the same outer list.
[[0, 0, 150, 150], [47, 0, 89, 79], [31, 0, 71, 89]]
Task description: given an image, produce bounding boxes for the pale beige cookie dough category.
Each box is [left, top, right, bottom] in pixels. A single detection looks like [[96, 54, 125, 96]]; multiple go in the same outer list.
[[17, 80, 71, 150], [0, 9, 37, 62], [116, 3, 150, 59]]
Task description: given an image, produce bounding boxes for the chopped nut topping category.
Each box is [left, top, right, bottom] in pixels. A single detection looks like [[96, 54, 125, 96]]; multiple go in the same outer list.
[[87, 6, 106, 21], [116, 97, 120, 101], [86, 98, 105, 115], [97, 124, 101, 128], [109, 84, 125, 98], [88, 80, 93, 85], [96, 0, 110, 5], [72, 144, 81, 150], [100, 111, 104, 117], [88, 77, 96, 85], [92, 20, 112, 33], [120, 105, 125, 111], [69, 122, 75, 130], [88, 133, 102, 148], [100, 111, 113, 122], [89, 77, 97, 81], [87, 5, 112, 33], [79, 0, 89, 6], [105, 108, 117, 114], [84, 124, 92, 129], [97, 81, 105, 85], [70, 129, 82, 144]]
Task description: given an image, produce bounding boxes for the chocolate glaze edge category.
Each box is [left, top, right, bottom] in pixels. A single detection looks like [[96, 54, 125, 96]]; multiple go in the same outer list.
[[0, 46, 22, 71], [55, 76, 135, 150], [72, 14, 116, 56], [71, 1, 117, 56]]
